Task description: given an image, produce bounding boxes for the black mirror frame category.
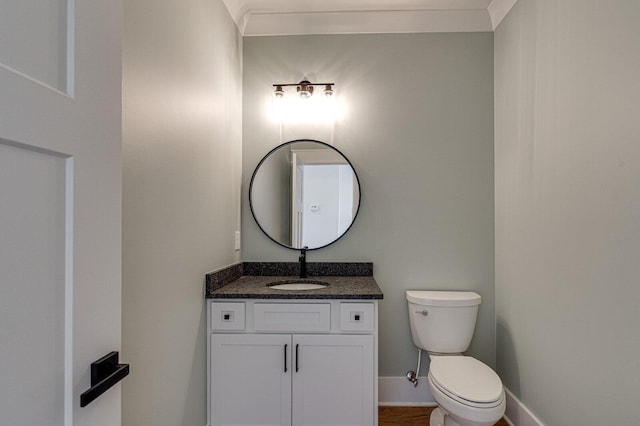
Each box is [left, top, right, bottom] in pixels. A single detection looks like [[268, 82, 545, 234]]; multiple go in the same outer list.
[[248, 139, 362, 251]]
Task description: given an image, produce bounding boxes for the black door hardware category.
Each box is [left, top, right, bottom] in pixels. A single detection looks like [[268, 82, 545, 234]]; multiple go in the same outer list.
[[80, 351, 130, 407]]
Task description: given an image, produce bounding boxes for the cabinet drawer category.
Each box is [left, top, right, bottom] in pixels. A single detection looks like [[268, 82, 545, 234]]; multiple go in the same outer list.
[[211, 302, 245, 331], [340, 303, 374, 332], [253, 303, 330, 332]]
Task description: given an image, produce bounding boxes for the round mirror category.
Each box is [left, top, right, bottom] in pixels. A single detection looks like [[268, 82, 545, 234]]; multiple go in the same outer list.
[[249, 139, 361, 250]]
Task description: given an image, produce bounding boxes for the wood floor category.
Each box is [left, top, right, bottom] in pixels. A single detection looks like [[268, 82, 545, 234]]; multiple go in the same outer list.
[[379, 406, 510, 426]]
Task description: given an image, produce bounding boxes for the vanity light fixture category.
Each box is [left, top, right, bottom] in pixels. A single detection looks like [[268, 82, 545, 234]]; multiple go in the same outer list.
[[270, 80, 342, 124], [273, 80, 335, 99]]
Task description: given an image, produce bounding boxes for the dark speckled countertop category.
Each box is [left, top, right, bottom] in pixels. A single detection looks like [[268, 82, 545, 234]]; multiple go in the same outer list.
[[205, 262, 383, 300], [209, 275, 383, 299]]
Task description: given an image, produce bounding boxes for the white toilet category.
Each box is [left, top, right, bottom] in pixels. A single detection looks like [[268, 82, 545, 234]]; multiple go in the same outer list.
[[406, 291, 505, 426]]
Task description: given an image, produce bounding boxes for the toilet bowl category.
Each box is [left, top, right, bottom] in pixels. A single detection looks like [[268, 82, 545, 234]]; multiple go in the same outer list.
[[427, 355, 505, 426], [406, 291, 505, 426]]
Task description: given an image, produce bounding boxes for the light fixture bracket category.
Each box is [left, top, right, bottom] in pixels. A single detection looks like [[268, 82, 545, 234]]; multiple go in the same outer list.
[[273, 80, 335, 98]]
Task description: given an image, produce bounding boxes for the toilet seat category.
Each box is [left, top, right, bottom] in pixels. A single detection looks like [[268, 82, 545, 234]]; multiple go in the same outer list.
[[428, 356, 504, 408]]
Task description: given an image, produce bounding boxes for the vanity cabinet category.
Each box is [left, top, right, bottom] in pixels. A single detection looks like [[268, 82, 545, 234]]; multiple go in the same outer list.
[[207, 300, 378, 426]]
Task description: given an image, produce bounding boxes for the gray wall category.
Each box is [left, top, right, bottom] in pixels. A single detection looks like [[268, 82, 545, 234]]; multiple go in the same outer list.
[[122, 0, 242, 424], [251, 147, 291, 243], [495, 0, 640, 424], [242, 33, 495, 376]]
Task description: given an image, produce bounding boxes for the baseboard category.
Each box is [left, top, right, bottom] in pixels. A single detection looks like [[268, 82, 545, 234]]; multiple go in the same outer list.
[[378, 376, 437, 407], [504, 387, 544, 426]]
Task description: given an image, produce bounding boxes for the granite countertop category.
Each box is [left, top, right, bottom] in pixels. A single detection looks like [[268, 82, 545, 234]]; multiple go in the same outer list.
[[209, 275, 383, 300], [205, 262, 383, 300]]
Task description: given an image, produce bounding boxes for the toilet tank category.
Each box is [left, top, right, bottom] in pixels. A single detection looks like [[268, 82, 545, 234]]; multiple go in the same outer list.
[[406, 291, 481, 354]]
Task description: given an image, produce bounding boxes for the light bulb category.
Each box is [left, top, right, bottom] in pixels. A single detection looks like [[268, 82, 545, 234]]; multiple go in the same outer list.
[[297, 80, 314, 98]]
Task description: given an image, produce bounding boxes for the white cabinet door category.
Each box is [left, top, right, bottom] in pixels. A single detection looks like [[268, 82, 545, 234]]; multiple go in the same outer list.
[[211, 334, 292, 426], [292, 334, 374, 426]]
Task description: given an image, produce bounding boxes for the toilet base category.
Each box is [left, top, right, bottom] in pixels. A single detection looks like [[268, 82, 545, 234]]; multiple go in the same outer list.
[[430, 407, 467, 426], [430, 406, 500, 426], [430, 407, 447, 426]]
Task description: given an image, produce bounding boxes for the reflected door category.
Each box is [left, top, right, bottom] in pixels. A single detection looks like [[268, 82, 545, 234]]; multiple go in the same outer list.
[[300, 164, 354, 248], [291, 152, 304, 248]]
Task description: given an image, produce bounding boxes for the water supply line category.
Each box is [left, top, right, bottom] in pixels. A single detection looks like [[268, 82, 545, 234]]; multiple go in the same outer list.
[[406, 349, 422, 387]]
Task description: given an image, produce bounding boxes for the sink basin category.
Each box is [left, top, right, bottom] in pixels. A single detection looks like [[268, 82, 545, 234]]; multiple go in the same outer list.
[[267, 280, 329, 291]]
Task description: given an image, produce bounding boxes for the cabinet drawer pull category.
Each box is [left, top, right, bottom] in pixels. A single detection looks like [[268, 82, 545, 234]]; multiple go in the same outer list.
[[295, 344, 299, 372], [284, 344, 288, 373]]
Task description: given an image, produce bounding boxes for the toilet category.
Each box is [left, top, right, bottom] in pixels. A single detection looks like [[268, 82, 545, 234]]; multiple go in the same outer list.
[[406, 291, 505, 426]]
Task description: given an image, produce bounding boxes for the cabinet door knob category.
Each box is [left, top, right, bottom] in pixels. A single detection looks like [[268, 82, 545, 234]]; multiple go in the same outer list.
[[295, 344, 299, 372]]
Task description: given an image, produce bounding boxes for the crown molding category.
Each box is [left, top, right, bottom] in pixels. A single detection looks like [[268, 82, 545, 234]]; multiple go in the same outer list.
[[488, 0, 519, 30], [243, 9, 493, 36], [223, 0, 520, 36]]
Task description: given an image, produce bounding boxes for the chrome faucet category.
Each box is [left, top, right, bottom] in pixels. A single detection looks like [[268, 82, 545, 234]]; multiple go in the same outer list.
[[299, 246, 308, 278]]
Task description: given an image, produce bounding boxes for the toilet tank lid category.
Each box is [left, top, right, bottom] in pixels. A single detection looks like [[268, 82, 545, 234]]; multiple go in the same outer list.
[[406, 291, 481, 306]]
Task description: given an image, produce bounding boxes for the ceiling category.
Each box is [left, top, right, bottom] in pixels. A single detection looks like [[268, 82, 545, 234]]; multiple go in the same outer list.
[[222, 0, 518, 36]]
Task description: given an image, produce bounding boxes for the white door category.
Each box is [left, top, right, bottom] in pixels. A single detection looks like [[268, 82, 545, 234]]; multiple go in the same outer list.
[[292, 334, 374, 426], [291, 152, 304, 248], [0, 1, 122, 425], [210, 334, 292, 426]]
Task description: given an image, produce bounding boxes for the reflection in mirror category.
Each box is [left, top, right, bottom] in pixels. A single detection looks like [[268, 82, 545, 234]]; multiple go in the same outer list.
[[249, 140, 361, 250]]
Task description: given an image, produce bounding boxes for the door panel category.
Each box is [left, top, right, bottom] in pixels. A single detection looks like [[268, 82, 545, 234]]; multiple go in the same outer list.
[[0, 0, 71, 92], [0, 142, 70, 426]]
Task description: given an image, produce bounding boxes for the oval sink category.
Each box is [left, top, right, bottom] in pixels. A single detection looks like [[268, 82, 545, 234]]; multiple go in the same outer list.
[[267, 280, 328, 291]]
